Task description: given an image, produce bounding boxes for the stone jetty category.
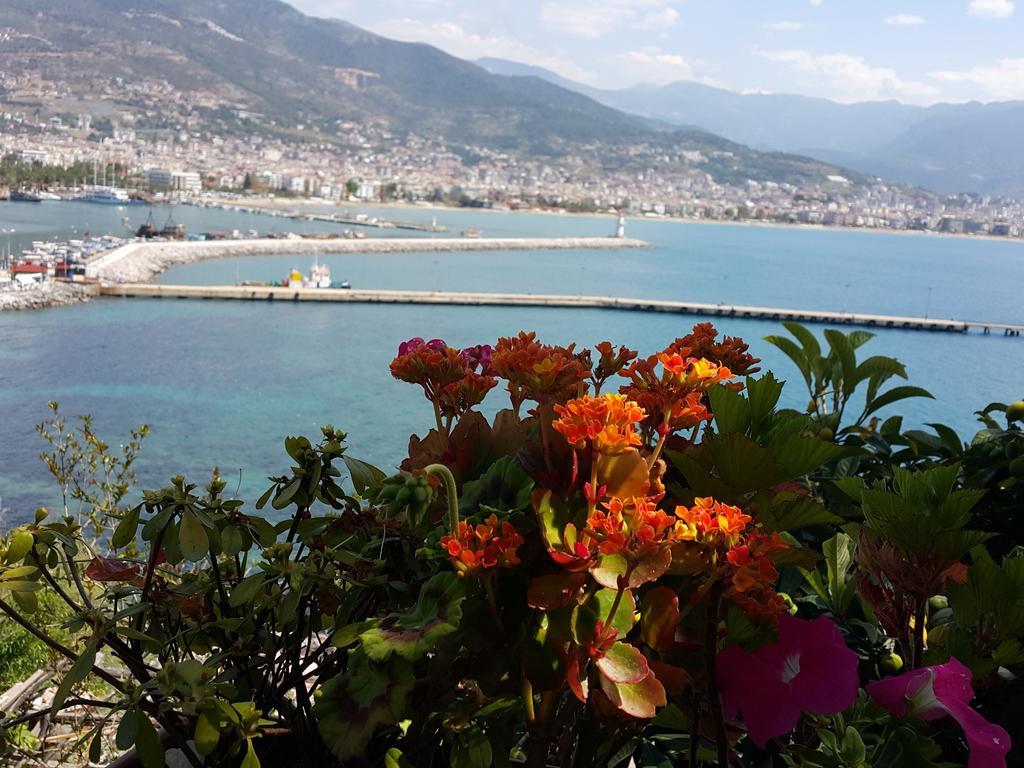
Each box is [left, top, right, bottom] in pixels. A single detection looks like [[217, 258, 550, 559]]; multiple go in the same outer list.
[[0, 281, 99, 312], [86, 236, 649, 283]]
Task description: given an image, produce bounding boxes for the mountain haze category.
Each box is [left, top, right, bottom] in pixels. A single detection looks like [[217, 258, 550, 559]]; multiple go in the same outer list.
[[478, 58, 1024, 196]]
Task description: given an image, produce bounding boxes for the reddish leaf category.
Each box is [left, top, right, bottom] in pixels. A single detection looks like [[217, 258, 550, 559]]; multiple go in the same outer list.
[[527, 573, 587, 610], [599, 670, 667, 719], [631, 546, 673, 587], [565, 650, 589, 703], [641, 586, 680, 652], [85, 556, 141, 583], [650, 661, 691, 695], [596, 642, 650, 684]]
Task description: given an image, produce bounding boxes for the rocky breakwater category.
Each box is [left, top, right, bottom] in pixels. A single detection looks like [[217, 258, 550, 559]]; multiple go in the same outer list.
[[0, 281, 99, 311], [87, 236, 650, 283]]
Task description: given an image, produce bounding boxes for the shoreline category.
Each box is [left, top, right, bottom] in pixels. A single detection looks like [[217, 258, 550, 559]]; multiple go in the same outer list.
[[0, 281, 99, 312], [199, 194, 1024, 246]]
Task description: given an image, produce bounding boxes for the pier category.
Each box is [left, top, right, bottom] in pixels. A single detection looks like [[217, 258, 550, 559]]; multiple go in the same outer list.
[[98, 283, 1023, 336], [85, 235, 648, 283]]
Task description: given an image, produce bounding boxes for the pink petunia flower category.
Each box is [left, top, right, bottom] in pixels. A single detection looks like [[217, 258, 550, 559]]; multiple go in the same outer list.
[[717, 614, 860, 747], [867, 658, 1011, 768]]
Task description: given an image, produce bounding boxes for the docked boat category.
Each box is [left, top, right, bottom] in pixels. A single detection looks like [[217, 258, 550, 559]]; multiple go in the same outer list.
[[286, 260, 335, 289], [10, 189, 42, 203], [79, 186, 132, 205], [36, 191, 62, 201]]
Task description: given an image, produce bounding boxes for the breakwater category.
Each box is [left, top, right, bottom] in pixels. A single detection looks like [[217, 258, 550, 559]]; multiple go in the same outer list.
[[0, 281, 99, 312], [85, 236, 649, 283], [98, 283, 1024, 336]]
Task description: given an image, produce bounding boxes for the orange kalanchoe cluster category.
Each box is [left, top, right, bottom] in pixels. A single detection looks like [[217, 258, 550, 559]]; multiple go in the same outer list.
[[725, 532, 790, 621], [552, 393, 646, 455], [440, 514, 524, 577], [491, 332, 590, 413], [672, 498, 790, 623], [587, 496, 677, 556], [658, 354, 734, 391], [673, 497, 752, 547]]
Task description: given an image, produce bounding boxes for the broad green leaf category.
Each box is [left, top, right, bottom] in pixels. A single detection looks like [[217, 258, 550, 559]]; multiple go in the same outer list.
[[272, 477, 302, 510], [51, 644, 96, 714], [589, 588, 637, 635], [229, 574, 267, 607], [194, 710, 220, 756], [823, 330, 857, 398], [781, 321, 822, 359], [135, 713, 164, 768], [451, 728, 492, 768], [707, 384, 750, 434], [764, 334, 812, 389], [5, 529, 34, 563], [111, 505, 142, 549], [343, 455, 386, 495], [116, 707, 138, 751], [221, 525, 244, 557], [178, 510, 208, 562]]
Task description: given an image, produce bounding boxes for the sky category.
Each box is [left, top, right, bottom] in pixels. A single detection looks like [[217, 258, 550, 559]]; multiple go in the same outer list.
[[284, 0, 1024, 105]]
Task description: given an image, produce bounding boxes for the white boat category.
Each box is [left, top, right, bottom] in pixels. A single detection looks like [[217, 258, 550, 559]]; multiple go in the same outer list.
[[36, 191, 62, 201], [286, 260, 334, 289], [78, 186, 131, 205]]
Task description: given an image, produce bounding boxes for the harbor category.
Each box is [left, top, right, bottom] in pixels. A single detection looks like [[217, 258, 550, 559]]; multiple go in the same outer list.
[[98, 283, 1024, 336]]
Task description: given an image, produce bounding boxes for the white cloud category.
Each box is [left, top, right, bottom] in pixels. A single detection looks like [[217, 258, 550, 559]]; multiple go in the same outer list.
[[538, 0, 682, 39], [968, 0, 1014, 17], [763, 20, 806, 31], [369, 18, 596, 83], [755, 48, 941, 103], [884, 13, 925, 25], [931, 58, 1024, 99], [617, 47, 698, 84]]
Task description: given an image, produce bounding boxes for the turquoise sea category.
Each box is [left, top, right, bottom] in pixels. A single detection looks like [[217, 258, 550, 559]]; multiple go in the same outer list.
[[1, 201, 1022, 526]]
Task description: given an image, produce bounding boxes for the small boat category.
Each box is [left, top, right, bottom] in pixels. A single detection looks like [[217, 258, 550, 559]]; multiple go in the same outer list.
[[461, 228, 482, 238], [286, 259, 336, 289], [10, 189, 42, 203], [79, 186, 131, 204]]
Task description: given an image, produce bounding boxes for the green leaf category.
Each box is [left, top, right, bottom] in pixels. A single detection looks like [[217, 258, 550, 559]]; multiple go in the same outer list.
[[272, 477, 302, 510], [116, 707, 138, 751], [111, 505, 142, 549], [194, 710, 220, 756], [178, 510, 208, 562], [5, 529, 34, 564], [343, 456, 386, 495], [360, 573, 466, 662], [89, 730, 103, 763], [135, 713, 164, 768], [596, 642, 650, 684], [385, 748, 415, 768], [782, 321, 822, 359], [598, 671, 666, 718], [221, 525, 244, 557], [451, 729, 492, 768], [824, 330, 857, 398], [823, 532, 857, 617], [51, 644, 96, 715], [707, 384, 750, 434], [864, 386, 933, 418], [764, 334, 812, 389], [229, 574, 267, 607], [746, 372, 785, 428]]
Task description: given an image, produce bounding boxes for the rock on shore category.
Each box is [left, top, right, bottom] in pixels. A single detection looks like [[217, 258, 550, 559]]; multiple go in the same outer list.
[[0, 281, 99, 312]]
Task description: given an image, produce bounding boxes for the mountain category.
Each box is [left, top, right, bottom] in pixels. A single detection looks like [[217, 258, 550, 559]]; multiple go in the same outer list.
[[478, 58, 1024, 196], [0, 0, 648, 149], [0, 0, 877, 190]]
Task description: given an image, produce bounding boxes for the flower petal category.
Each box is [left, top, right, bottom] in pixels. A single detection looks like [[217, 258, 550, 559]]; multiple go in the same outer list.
[[941, 698, 1012, 768], [792, 644, 860, 715]]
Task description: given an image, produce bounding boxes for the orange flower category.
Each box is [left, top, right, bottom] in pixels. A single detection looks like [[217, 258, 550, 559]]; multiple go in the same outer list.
[[492, 332, 590, 411], [673, 498, 751, 547], [724, 532, 789, 623], [553, 393, 646, 455], [440, 514, 524, 577], [586, 496, 677, 557], [658, 354, 734, 391]]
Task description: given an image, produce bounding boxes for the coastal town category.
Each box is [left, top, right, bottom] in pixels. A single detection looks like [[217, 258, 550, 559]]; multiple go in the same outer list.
[[1, 76, 1023, 239]]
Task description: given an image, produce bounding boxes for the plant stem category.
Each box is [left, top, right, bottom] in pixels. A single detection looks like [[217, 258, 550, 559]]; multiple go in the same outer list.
[[913, 599, 927, 668], [483, 574, 505, 633], [704, 581, 729, 768], [689, 693, 701, 768], [424, 463, 459, 534], [432, 398, 446, 437]]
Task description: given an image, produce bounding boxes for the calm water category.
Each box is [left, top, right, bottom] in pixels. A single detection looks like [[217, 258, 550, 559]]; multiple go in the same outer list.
[[1, 202, 1022, 525]]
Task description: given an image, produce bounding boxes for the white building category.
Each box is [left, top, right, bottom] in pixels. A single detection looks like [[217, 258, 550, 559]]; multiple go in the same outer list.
[[145, 169, 203, 192], [20, 149, 48, 165]]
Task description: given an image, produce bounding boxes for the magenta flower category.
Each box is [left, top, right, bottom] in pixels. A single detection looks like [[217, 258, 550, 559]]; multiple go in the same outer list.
[[867, 658, 1011, 768], [397, 337, 425, 356], [461, 344, 494, 375], [717, 615, 859, 747]]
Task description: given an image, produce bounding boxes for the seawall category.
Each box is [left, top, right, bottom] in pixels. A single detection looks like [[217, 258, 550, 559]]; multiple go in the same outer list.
[[97, 283, 1024, 336], [86, 236, 648, 283]]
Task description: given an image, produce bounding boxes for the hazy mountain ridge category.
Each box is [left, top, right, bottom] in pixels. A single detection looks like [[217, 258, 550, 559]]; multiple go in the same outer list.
[[478, 57, 1024, 196]]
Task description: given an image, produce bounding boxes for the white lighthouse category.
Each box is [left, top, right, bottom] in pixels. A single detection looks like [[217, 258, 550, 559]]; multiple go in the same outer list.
[[615, 213, 626, 238]]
